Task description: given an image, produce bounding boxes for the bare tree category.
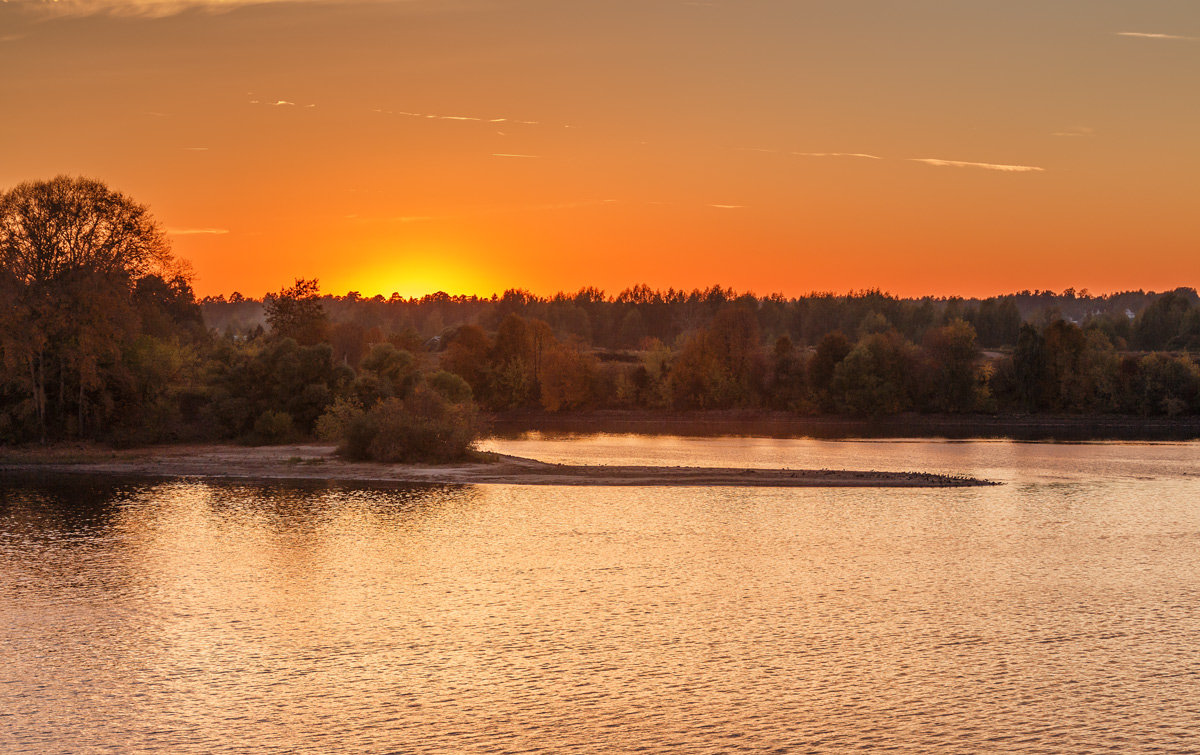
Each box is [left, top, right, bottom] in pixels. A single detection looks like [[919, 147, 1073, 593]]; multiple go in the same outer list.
[[0, 175, 170, 285]]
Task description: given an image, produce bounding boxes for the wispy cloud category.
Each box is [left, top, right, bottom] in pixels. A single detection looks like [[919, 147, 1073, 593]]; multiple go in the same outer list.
[[183, 146, 209, 151], [741, 147, 1042, 174], [248, 99, 316, 108], [374, 108, 544, 127], [910, 158, 1044, 173], [739, 147, 881, 160], [1116, 32, 1196, 41], [167, 227, 229, 235], [492, 153, 540, 159], [11, 0, 440, 19], [792, 151, 882, 160], [709, 204, 745, 209], [1052, 126, 1094, 138]]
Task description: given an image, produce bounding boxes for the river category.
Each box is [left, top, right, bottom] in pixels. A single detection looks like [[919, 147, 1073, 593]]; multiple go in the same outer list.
[[3, 436, 1199, 753]]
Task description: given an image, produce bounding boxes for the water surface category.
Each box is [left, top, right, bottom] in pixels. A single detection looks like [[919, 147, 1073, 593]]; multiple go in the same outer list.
[[3, 436, 1200, 753]]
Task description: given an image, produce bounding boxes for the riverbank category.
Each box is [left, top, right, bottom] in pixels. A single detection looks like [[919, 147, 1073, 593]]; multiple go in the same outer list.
[[489, 410, 1200, 441], [0, 443, 992, 488]]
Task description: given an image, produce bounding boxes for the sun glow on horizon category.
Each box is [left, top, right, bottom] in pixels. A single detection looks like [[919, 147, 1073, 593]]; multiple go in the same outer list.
[[323, 243, 498, 301]]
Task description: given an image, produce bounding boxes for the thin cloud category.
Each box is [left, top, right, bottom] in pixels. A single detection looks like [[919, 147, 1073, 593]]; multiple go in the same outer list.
[[249, 99, 316, 108], [492, 153, 540, 159], [375, 109, 540, 126], [738, 147, 883, 160], [1052, 126, 1094, 138], [792, 151, 882, 160], [709, 204, 745, 209], [183, 146, 209, 151], [167, 227, 229, 235], [1116, 32, 1196, 40], [12, 0, 441, 19], [911, 158, 1044, 173]]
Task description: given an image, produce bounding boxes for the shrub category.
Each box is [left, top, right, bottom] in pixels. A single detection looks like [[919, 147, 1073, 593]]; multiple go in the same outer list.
[[339, 387, 481, 463], [251, 410, 295, 444], [428, 370, 473, 403], [314, 397, 365, 442]]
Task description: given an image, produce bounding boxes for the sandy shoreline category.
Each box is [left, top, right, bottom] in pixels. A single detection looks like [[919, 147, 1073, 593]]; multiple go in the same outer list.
[[490, 410, 1200, 441], [0, 443, 993, 488]]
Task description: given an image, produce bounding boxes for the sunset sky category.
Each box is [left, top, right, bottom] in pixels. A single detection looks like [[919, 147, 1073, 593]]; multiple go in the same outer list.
[[2, 0, 1197, 298]]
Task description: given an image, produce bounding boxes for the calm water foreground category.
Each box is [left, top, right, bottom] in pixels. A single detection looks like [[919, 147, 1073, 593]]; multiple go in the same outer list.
[[3, 436, 1199, 754]]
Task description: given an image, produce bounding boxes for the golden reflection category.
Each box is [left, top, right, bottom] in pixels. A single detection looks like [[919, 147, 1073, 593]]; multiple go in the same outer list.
[[4, 439, 1200, 751]]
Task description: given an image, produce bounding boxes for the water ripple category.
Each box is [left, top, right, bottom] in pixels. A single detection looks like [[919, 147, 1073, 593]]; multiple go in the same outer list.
[[3, 438, 1200, 752]]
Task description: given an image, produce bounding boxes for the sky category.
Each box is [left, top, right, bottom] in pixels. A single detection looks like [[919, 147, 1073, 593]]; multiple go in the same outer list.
[[2, 0, 1198, 299]]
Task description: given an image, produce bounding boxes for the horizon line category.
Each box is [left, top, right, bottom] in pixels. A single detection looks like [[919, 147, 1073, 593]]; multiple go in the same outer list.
[[198, 283, 1199, 303]]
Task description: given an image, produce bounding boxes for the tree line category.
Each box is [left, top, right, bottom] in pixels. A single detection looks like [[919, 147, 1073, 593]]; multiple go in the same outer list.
[[431, 305, 1200, 418], [3, 177, 1199, 454], [204, 282, 1200, 354]]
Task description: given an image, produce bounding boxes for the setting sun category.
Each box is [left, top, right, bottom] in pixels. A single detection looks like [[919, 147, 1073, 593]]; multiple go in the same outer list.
[[319, 239, 497, 300]]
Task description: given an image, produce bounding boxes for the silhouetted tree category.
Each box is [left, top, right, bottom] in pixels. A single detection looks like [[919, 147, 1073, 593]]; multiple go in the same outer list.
[[1134, 290, 1199, 350], [440, 325, 494, 405], [0, 176, 170, 286], [808, 331, 852, 410], [540, 342, 599, 411], [831, 330, 919, 416], [669, 303, 765, 408], [0, 176, 178, 440], [1010, 323, 1046, 410], [265, 278, 328, 345], [768, 335, 810, 412], [922, 319, 987, 412], [1132, 353, 1200, 416], [357, 343, 419, 403]]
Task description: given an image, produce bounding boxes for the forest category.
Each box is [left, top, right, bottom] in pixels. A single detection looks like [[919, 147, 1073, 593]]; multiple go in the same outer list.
[[3, 177, 1200, 457]]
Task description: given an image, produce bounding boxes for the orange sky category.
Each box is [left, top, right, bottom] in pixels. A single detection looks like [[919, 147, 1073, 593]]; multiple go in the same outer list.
[[2, 0, 1198, 299]]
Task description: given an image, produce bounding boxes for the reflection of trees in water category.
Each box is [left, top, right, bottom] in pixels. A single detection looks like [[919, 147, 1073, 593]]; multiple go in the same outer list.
[[189, 479, 481, 529], [0, 475, 143, 541], [1, 477, 482, 557], [95, 481, 493, 639], [113, 480, 486, 583]]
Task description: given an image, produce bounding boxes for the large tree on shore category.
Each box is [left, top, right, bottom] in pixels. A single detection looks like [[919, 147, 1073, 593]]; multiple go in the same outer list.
[[0, 176, 180, 441], [0, 176, 170, 286]]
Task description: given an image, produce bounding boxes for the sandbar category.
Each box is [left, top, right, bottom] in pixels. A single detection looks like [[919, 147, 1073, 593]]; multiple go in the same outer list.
[[0, 443, 994, 487]]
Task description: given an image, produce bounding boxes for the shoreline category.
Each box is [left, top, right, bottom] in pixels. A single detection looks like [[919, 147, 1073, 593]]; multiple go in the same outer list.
[[0, 443, 993, 488], [489, 410, 1200, 441]]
